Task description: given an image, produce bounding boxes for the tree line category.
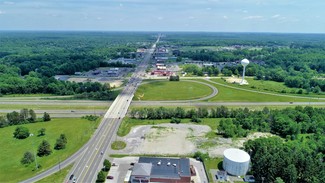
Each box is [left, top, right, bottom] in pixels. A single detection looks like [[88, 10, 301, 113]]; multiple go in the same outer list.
[[130, 106, 325, 138], [0, 64, 114, 99], [0, 108, 51, 128]]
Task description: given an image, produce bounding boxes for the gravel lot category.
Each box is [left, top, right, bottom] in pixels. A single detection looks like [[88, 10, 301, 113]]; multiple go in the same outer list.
[[111, 124, 275, 157], [113, 124, 211, 155]]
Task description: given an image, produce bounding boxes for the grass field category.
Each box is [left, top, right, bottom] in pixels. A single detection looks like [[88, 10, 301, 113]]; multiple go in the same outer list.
[[0, 104, 108, 110], [203, 157, 223, 181], [0, 104, 109, 110], [111, 141, 127, 150], [3, 94, 57, 97], [135, 81, 213, 101], [35, 164, 73, 183], [216, 77, 325, 98], [197, 79, 322, 102], [0, 118, 100, 183]]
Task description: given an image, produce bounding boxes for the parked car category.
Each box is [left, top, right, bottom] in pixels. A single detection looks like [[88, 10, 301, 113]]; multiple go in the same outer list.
[[107, 176, 114, 179]]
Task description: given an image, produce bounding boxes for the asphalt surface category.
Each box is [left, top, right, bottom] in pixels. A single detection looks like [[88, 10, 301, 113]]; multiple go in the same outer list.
[[20, 36, 159, 183], [65, 38, 159, 183]]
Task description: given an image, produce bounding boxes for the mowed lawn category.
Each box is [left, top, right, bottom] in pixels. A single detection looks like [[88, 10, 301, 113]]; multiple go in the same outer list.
[[215, 78, 325, 98], [199, 79, 321, 102], [0, 118, 100, 183], [135, 81, 213, 101]]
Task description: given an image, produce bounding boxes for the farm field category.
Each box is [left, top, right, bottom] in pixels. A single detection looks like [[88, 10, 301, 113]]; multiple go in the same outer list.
[[135, 80, 213, 101], [0, 118, 100, 183]]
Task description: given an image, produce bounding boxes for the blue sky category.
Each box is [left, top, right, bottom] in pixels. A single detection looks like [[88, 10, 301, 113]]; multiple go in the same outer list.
[[0, 0, 324, 33]]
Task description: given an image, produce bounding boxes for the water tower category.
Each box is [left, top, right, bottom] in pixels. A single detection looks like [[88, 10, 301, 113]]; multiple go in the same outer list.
[[240, 59, 249, 85]]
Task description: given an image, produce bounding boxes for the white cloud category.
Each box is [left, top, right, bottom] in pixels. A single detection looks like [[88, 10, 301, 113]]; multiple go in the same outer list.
[[157, 16, 163, 20], [0, 10, 5, 15], [272, 14, 280, 18], [119, 3, 123, 7], [223, 15, 228, 19], [3, 1, 15, 5], [188, 16, 195, 19], [243, 16, 263, 20], [97, 17, 102, 20]]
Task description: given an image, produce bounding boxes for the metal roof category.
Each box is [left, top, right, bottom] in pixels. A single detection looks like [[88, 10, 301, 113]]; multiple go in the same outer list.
[[224, 148, 250, 163], [131, 163, 152, 176], [137, 157, 191, 179]]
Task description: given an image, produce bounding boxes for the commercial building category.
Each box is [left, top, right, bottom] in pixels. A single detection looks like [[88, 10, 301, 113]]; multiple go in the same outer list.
[[130, 157, 191, 183]]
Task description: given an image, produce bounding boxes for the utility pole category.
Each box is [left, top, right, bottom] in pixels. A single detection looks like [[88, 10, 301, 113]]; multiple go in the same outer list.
[[30, 133, 38, 170]]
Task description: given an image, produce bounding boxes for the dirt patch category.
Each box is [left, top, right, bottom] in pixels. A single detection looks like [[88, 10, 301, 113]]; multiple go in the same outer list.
[[225, 77, 245, 84], [114, 124, 274, 157], [115, 124, 210, 155], [68, 77, 123, 87]]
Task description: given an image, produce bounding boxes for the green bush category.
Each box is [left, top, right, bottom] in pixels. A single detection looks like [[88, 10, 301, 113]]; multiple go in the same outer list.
[[13, 126, 30, 139]]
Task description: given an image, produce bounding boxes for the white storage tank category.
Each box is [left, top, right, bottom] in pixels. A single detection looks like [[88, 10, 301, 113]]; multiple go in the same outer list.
[[223, 148, 250, 176]]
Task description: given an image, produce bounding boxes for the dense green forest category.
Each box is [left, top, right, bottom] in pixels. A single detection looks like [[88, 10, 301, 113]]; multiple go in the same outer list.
[[0, 31, 154, 96], [164, 33, 325, 92], [0, 31, 153, 76]]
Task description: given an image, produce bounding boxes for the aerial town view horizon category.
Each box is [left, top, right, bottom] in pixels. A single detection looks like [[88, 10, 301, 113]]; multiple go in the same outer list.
[[0, 1, 324, 183]]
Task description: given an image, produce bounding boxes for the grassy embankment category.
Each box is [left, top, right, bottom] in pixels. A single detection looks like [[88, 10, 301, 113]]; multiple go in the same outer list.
[[35, 164, 73, 183], [0, 118, 100, 183], [196, 79, 322, 102], [212, 78, 325, 99], [0, 104, 108, 110]]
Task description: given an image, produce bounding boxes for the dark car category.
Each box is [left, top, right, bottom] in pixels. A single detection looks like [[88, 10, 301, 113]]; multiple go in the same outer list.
[[130, 162, 135, 166], [69, 174, 74, 180], [107, 176, 114, 179]]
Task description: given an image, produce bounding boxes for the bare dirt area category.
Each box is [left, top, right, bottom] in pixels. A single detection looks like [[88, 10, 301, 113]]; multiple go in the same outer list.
[[68, 77, 123, 87], [206, 132, 275, 157], [113, 124, 275, 157], [225, 76, 246, 84], [114, 124, 211, 155]]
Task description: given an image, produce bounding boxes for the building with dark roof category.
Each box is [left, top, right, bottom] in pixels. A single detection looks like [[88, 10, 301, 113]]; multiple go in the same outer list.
[[130, 157, 191, 183]]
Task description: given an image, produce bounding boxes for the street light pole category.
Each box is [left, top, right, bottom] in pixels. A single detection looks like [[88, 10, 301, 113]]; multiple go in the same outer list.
[[30, 133, 38, 170]]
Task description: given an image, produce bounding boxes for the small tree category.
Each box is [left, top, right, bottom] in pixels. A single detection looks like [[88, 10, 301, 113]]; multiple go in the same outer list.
[[96, 170, 106, 183], [13, 126, 30, 139], [43, 112, 51, 122], [103, 159, 111, 172], [21, 151, 35, 165], [170, 117, 181, 124], [191, 116, 202, 123], [29, 109, 37, 122], [54, 134, 67, 150], [37, 140, 52, 157], [38, 128, 46, 136], [20, 108, 29, 122]]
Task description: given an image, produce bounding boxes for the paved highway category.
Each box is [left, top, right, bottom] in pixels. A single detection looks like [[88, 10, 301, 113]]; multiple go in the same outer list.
[[21, 35, 159, 183]]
